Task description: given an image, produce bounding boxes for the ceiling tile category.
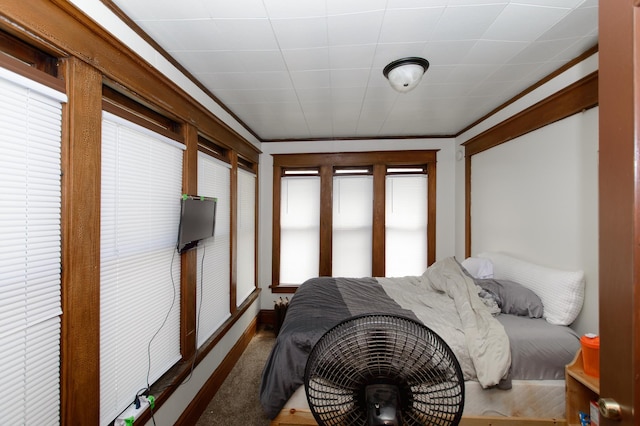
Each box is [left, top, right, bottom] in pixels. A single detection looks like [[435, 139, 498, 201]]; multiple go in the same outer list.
[[329, 69, 371, 88], [262, 0, 327, 19], [327, 11, 385, 46], [111, 0, 598, 140], [538, 6, 597, 40], [282, 47, 330, 71], [290, 70, 332, 89], [271, 17, 329, 49], [431, 4, 508, 41], [508, 38, 582, 64], [378, 7, 444, 43], [117, 0, 209, 20], [203, 0, 268, 18], [482, 4, 571, 42], [329, 44, 377, 69], [326, 0, 387, 15], [208, 19, 278, 50], [460, 40, 528, 65], [421, 40, 477, 66]]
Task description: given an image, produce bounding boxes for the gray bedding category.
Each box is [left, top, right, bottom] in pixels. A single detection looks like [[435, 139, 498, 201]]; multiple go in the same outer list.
[[259, 258, 580, 420], [259, 276, 418, 419], [497, 314, 579, 380]]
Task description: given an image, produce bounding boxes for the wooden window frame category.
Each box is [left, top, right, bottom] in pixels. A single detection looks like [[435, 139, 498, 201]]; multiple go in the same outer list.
[[0, 17, 262, 424], [271, 150, 437, 292]]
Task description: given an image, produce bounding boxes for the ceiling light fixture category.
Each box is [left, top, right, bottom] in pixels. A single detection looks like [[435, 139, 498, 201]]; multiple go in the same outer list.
[[383, 57, 430, 93]]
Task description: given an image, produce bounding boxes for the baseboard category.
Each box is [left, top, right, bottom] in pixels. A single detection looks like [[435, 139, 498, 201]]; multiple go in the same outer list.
[[174, 316, 258, 426], [259, 308, 275, 327]]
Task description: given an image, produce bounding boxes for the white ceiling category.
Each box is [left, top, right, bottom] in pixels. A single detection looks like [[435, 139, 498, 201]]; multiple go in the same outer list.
[[109, 0, 598, 141]]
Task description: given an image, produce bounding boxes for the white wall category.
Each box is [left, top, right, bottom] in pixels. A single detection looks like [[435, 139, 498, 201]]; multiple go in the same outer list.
[[467, 109, 599, 336], [146, 303, 261, 425], [455, 53, 599, 337], [258, 138, 457, 311]]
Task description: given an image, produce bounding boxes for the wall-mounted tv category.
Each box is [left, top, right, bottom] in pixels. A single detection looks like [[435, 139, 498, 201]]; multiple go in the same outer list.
[[177, 195, 217, 253]]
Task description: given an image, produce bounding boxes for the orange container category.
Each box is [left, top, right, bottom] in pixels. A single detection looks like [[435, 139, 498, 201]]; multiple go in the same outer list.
[[580, 334, 600, 378]]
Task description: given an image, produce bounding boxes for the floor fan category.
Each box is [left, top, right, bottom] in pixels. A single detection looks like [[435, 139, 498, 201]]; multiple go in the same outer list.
[[304, 314, 465, 426]]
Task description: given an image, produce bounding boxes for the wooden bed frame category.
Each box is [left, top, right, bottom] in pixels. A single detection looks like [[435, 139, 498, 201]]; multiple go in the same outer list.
[[270, 409, 566, 426]]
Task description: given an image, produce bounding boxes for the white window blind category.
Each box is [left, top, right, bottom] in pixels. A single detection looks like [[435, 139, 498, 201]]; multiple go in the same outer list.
[[332, 175, 373, 277], [100, 111, 185, 425], [385, 174, 428, 277], [0, 68, 65, 425], [280, 176, 320, 285], [236, 168, 256, 305], [196, 152, 231, 346]]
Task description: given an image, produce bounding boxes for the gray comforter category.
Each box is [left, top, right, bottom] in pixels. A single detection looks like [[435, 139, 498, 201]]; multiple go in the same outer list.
[[259, 257, 511, 419]]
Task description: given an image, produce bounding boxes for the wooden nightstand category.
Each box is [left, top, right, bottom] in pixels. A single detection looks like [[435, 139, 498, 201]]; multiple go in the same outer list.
[[565, 349, 599, 425]]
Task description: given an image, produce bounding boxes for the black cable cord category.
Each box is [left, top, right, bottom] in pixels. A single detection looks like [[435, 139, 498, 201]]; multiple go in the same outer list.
[[133, 243, 177, 426]]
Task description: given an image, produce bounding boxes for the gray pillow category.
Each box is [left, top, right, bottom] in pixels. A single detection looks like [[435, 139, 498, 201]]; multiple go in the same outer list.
[[475, 278, 544, 318]]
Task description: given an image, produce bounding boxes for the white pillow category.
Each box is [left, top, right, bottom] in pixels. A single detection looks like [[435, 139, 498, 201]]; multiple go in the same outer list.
[[477, 252, 584, 326], [461, 257, 494, 279]]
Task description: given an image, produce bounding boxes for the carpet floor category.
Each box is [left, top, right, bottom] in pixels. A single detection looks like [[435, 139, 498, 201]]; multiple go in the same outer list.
[[195, 327, 276, 425]]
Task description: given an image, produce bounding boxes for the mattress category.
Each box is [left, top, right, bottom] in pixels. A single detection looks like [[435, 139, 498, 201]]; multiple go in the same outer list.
[[282, 379, 567, 419], [278, 314, 578, 420], [260, 257, 581, 420]]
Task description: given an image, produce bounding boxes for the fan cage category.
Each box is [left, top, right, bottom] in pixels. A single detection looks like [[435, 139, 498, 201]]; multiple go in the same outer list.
[[304, 314, 464, 426]]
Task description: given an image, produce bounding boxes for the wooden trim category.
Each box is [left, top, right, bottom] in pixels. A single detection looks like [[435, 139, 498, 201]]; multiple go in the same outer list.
[[427, 160, 437, 266], [273, 150, 438, 167], [463, 71, 598, 156], [269, 409, 566, 426], [463, 72, 598, 255], [259, 309, 276, 328], [272, 164, 283, 287], [372, 164, 386, 277], [254, 162, 260, 294], [60, 56, 103, 425], [272, 150, 438, 286], [101, 98, 185, 144], [180, 123, 199, 361], [319, 165, 333, 276], [464, 155, 472, 259], [0, 31, 64, 89], [173, 317, 258, 426], [0, 29, 58, 76], [198, 136, 231, 164], [598, 2, 639, 424], [230, 152, 239, 314], [102, 85, 182, 135]]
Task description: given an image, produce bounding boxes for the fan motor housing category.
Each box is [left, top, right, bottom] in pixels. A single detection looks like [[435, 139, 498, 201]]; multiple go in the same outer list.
[[365, 384, 401, 426]]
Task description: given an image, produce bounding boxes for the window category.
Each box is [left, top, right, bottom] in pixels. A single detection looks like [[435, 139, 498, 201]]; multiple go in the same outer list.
[[236, 166, 257, 305], [0, 66, 66, 424], [100, 111, 185, 424], [196, 151, 231, 346], [272, 151, 437, 288], [332, 170, 373, 277], [385, 170, 428, 276], [279, 170, 321, 284]]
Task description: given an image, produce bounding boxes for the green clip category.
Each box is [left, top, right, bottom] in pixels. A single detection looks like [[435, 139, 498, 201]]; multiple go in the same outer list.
[[148, 395, 155, 410], [182, 194, 188, 200], [124, 416, 135, 426], [199, 196, 204, 201]]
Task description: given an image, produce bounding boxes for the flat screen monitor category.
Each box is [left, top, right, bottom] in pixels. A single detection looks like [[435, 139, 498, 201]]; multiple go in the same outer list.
[[177, 195, 217, 253]]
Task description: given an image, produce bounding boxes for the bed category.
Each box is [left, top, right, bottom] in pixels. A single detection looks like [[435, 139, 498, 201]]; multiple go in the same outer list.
[[260, 254, 584, 425]]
